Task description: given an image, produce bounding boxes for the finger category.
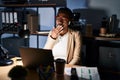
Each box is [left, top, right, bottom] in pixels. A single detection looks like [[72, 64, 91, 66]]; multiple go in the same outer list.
[[52, 28, 59, 35], [51, 29, 60, 39], [56, 25, 63, 31]]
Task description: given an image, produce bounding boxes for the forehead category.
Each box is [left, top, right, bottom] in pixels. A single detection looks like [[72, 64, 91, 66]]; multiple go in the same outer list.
[[57, 13, 69, 18]]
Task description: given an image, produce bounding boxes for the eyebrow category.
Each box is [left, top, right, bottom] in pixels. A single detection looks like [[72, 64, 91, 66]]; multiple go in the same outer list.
[[56, 15, 69, 19]]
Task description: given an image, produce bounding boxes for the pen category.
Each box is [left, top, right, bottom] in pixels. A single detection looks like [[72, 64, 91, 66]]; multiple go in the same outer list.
[[71, 68, 78, 80]]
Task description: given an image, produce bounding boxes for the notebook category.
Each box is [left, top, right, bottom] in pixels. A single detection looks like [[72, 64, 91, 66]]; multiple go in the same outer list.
[[19, 47, 54, 70]]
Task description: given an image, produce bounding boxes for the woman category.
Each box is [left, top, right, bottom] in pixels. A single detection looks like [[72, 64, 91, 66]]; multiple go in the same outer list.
[[44, 7, 82, 65]]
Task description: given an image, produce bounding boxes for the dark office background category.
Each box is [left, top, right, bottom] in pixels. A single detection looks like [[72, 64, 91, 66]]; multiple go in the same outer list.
[[0, 0, 119, 48], [0, 0, 120, 59]]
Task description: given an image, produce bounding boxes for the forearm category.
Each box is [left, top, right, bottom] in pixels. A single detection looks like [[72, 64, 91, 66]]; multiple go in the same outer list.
[[44, 32, 56, 49]]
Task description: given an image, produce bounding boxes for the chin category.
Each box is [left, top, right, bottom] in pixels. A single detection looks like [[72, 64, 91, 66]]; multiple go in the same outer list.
[[60, 32, 64, 35]]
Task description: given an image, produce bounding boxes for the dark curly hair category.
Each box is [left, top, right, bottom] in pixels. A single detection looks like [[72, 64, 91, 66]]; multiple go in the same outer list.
[[58, 7, 73, 20]]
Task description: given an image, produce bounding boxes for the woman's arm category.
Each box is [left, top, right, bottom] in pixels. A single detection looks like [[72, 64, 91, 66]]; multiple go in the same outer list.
[[44, 26, 63, 49], [44, 31, 56, 49]]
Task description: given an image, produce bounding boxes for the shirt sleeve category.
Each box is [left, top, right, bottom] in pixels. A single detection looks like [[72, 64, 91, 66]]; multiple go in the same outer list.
[[43, 31, 56, 49]]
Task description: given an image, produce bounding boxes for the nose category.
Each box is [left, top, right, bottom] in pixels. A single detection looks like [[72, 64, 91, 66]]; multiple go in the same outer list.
[[57, 17, 63, 22]]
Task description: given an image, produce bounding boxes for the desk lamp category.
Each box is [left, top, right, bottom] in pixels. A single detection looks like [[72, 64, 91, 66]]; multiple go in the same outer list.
[[0, 23, 30, 66], [0, 45, 13, 66]]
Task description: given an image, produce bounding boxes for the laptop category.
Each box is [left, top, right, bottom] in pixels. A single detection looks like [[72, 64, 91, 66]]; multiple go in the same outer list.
[[19, 47, 54, 70]]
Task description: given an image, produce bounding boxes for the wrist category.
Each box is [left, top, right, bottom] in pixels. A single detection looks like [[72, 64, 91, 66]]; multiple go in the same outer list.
[[50, 35, 56, 40]]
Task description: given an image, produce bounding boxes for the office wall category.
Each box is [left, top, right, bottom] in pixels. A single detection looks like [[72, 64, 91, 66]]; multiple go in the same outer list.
[[73, 0, 120, 32], [89, 0, 120, 29], [89, 0, 120, 21]]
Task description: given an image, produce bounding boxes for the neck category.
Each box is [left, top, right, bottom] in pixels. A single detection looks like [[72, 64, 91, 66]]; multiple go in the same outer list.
[[60, 29, 68, 36]]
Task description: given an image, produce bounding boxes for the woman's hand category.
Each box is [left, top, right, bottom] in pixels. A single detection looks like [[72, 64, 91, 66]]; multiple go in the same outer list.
[[50, 25, 63, 39]]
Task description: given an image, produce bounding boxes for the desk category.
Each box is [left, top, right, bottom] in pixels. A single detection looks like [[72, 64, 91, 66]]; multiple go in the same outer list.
[[0, 57, 100, 80], [83, 36, 120, 66], [83, 36, 120, 80]]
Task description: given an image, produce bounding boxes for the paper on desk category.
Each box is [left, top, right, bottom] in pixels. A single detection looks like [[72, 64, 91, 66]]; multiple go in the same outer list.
[[65, 66, 100, 80]]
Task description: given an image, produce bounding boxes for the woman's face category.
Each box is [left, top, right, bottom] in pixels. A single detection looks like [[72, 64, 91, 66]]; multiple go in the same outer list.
[[56, 13, 70, 35]]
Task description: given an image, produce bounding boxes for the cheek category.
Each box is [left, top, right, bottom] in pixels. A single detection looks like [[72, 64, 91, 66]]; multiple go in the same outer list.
[[56, 20, 63, 25], [63, 20, 69, 25], [63, 24, 68, 30]]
